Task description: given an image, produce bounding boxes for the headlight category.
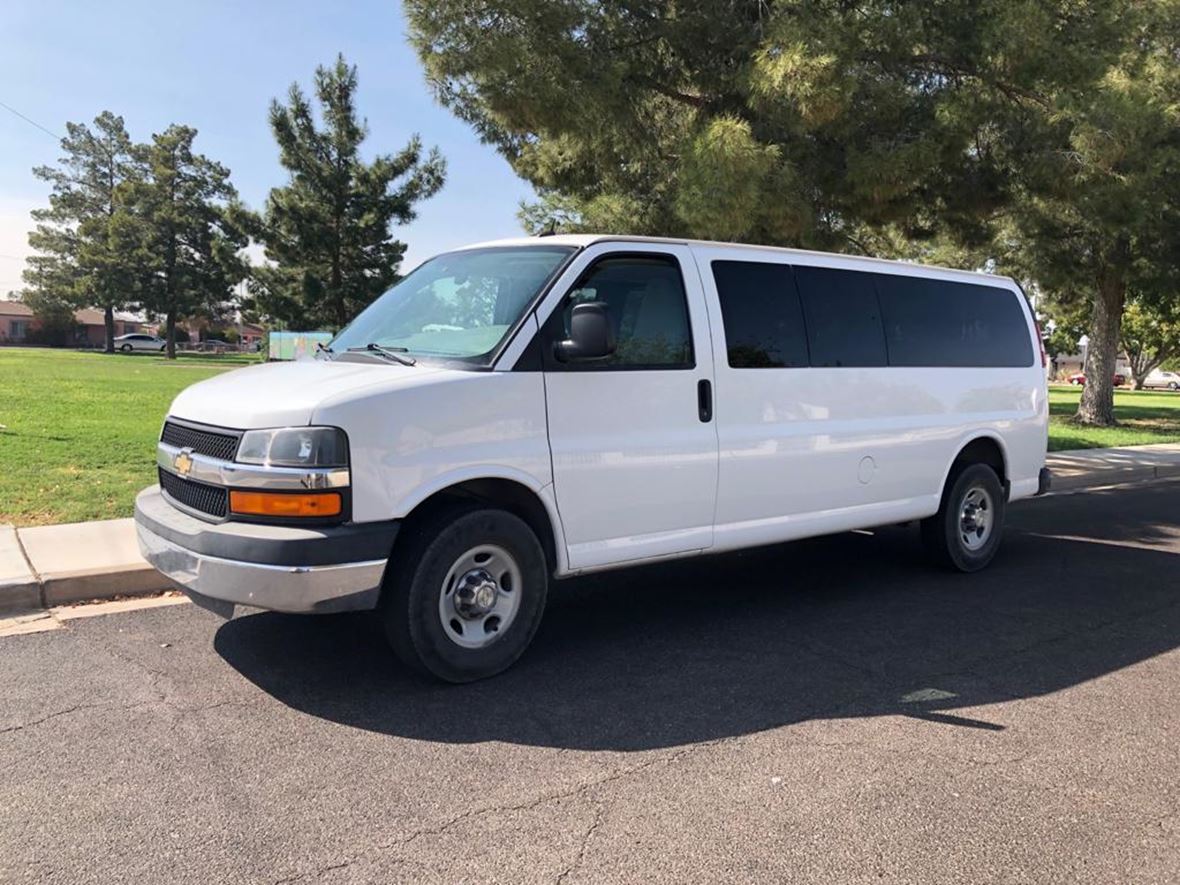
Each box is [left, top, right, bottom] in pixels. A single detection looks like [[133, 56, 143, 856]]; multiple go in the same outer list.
[[236, 427, 349, 468]]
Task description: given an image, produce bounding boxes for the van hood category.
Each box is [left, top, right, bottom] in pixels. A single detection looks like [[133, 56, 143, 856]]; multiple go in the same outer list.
[[167, 358, 450, 429]]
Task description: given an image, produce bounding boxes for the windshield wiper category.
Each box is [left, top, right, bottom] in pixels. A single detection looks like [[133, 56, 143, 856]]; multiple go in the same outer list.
[[315, 342, 334, 360], [346, 342, 417, 366]]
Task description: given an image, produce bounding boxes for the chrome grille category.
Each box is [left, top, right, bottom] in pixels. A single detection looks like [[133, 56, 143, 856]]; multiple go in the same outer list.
[[159, 468, 228, 519], [160, 421, 240, 461]]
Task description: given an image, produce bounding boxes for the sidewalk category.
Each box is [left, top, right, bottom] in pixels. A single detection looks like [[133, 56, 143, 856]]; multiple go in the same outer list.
[[1046, 442, 1180, 491], [2, 443, 1179, 616]]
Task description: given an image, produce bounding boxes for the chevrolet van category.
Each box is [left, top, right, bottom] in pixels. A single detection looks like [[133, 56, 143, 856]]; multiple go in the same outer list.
[[135, 235, 1050, 682]]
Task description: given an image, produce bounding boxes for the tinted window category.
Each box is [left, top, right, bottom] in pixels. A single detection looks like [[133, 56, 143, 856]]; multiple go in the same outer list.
[[793, 266, 887, 367], [875, 275, 1033, 367], [550, 256, 693, 369], [712, 261, 809, 368]]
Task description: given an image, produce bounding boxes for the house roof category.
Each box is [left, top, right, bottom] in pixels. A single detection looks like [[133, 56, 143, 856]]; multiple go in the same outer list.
[[73, 308, 142, 326], [0, 300, 35, 317]]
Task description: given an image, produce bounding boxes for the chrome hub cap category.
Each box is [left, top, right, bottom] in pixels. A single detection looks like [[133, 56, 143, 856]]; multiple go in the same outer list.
[[959, 486, 994, 551], [454, 568, 499, 618], [439, 545, 521, 649]]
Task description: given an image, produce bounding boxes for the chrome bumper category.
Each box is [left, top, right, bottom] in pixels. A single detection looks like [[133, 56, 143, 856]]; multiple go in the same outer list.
[[137, 521, 386, 614], [134, 485, 393, 614]]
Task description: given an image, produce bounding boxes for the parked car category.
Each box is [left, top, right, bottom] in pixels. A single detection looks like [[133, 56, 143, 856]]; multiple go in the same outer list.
[[194, 338, 234, 353], [135, 235, 1050, 682], [114, 333, 166, 353], [1142, 369, 1180, 391], [1067, 372, 1126, 387]]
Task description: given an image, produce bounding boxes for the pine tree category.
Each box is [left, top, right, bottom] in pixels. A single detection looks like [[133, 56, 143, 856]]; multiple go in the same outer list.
[[405, 0, 1180, 425], [250, 55, 446, 329], [24, 111, 141, 352], [118, 125, 247, 358]]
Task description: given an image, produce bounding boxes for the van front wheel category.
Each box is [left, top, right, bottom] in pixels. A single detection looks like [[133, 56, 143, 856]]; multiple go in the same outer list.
[[382, 507, 548, 683], [921, 463, 1006, 572]]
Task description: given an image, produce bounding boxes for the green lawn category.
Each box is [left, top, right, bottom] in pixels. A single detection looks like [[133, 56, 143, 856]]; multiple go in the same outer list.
[[0, 348, 257, 527], [1048, 385, 1180, 451], [2, 348, 1177, 526]]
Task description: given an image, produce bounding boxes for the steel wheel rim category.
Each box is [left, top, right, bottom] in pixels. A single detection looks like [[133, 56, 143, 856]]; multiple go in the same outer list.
[[959, 486, 994, 552], [438, 544, 522, 650]]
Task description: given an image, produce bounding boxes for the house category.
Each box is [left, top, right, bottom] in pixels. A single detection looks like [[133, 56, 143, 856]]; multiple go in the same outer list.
[[0, 299, 145, 346], [73, 308, 146, 347], [0, 301, 35, 343]]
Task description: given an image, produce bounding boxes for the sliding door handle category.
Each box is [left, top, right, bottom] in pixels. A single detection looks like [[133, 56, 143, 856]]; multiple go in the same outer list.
[[697, 379, 713, 423]]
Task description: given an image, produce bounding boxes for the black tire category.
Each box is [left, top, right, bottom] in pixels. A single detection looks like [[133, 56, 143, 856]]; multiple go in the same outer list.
[[920, 463, 1006, 573], [1170, 382, 1178, 391], [160, 345, 167, 352], [120, 343, 132, 353], [381, 506, 548, 682]]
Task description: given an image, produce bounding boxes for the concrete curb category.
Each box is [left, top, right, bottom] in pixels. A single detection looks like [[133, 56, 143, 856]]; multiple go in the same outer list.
[[0, 518, 171, 616], [1, 443, 1178, 617]]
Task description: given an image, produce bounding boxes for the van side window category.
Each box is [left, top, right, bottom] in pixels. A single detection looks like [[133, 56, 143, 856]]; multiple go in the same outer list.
[[793, 266, 887, 367], [712, 261, 809, 368], [548, 255, 694, 370], [874, 275, 1034, 367]]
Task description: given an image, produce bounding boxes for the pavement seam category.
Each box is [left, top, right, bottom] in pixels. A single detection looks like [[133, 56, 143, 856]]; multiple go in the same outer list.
[[11, 526, 44, 610]]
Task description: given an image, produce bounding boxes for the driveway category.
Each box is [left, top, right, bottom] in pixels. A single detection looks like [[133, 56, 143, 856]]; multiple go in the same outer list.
[[2, 481, 1179, 883]]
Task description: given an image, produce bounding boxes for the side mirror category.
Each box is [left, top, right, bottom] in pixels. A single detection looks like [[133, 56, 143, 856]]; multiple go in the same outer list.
[[554, 302, 616, 362]]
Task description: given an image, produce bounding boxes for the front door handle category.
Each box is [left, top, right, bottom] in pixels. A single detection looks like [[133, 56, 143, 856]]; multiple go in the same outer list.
[[698, 379, 713, 423]]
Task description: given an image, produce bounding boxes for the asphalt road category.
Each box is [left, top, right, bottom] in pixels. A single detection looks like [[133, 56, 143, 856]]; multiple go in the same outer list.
[[3, 481, 1180, 884]]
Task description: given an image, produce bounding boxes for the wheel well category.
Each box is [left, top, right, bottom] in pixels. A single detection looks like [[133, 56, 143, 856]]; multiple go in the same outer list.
[[951, 437, 1007, 487], [396, 479, 559, 575]]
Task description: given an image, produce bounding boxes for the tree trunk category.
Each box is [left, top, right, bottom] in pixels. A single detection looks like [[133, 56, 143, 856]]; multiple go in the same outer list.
[[1076, 273, 1126, 426], [103, 305, 115, 354], [166, 311, 176, 360]]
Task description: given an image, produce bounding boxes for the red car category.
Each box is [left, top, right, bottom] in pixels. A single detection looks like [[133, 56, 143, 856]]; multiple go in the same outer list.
[[1067, 372, 1126, 387]]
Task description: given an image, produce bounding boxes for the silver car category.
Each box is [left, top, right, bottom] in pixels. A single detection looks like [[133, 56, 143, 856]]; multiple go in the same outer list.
[[1143, 369, 1180, 391], [114, 333, 166, 353]]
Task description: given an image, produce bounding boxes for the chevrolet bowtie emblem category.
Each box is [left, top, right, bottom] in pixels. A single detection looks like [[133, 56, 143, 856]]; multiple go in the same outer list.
[[173, 449, 194, 478]]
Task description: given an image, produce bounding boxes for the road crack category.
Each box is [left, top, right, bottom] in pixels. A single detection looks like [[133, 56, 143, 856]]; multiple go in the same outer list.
[[556, 800, 604, 884], [0, 703, 106, 736]]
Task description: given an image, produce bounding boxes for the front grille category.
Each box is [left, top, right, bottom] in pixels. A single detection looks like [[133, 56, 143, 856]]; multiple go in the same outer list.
[[159, 467, 227, 519], [161, 420, 240, 461]]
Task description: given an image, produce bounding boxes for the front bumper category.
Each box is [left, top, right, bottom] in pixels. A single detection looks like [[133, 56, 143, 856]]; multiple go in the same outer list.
[[134, 486, 398, 614]]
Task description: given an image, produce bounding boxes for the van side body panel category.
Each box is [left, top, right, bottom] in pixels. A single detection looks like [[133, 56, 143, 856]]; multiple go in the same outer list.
[[690, 243, 1048, 556]]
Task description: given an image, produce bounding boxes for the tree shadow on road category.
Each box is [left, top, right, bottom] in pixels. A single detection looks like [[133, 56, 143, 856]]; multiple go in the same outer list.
[[214, 483, 1180, 751]]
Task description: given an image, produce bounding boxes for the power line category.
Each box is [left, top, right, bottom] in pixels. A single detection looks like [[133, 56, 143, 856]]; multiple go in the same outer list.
[[0, 100, 61, 141]]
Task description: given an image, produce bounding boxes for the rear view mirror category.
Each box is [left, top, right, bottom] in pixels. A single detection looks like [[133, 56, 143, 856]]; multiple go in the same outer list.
[[554, 302, 616, 362]]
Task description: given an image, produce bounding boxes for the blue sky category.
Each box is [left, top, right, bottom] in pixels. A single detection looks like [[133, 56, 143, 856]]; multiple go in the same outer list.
[[0, 0, 533, 295]]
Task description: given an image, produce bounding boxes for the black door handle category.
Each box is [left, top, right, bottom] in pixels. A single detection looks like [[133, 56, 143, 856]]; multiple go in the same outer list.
[[697, 379, 713, 423]]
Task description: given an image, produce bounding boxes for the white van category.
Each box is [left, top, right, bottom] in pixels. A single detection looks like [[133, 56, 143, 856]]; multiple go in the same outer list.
[[135, 235, 1050, 681]]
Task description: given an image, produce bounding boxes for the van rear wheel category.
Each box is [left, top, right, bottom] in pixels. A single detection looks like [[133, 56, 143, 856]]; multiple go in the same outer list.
[[921, 463, 1006, 572], [381, 506, 548, 683]]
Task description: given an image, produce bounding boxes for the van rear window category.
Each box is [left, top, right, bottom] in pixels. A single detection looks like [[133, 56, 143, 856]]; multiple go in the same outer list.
[[874, 274, 1034, 368]]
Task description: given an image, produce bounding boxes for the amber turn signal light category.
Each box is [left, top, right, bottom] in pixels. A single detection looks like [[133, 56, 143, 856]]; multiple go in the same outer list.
[[229, 490, 342, 518]]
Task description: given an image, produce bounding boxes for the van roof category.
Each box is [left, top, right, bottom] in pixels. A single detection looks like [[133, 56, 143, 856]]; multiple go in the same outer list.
[[455, 234, 1017, 286]]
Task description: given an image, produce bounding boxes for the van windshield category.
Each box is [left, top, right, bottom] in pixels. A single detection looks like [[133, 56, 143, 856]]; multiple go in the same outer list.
[[331, 245, 576, 365]]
